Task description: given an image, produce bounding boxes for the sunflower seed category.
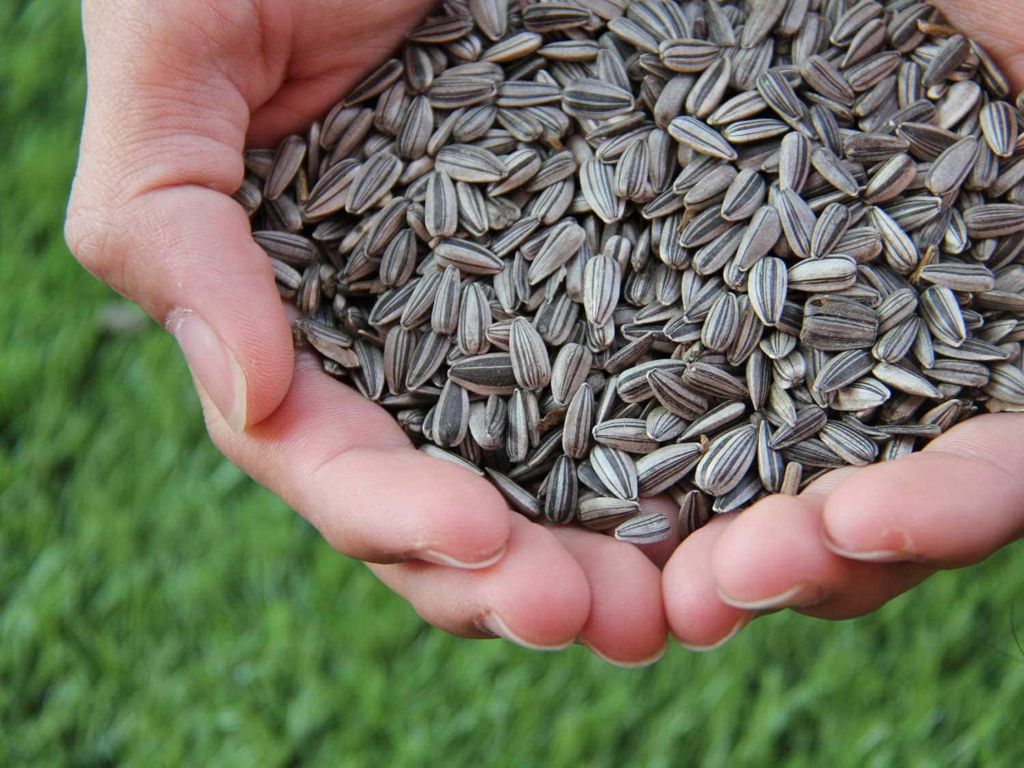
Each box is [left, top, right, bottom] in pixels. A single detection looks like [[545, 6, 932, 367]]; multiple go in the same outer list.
[[579, 496, 640, 531], [920, 285, 967, 347], [919, 263, 996, 293], [523, 3, 592, 33], [590, 445, 639, 500], [529, 221, 586, 283], [251, 0, 1024, 543], [757, 70, 805, 124], [694, 424, 758, 496], [562, 382, 595, 459], [580, 160, 624, 223], [984, 363, 1024, 404], [668, 116, 738, 161], [484, 467, 539, 518], [964, 205, 1024, 238], [980, 101, 1019, 158], [253, 231, 318, 267], [551, 343, 593, 405], [776, 188, 817, 259], [264, 135, 307, 201], [811, 147, 861, 197], [506, 317, 551, 391], [747, 257, 788, 327], [872, 361, 942, 398], [789, 256, 858, 293], [614, 513, 671, 544], [676, 488, 711, 538], [435, 239, 503, 274], [542, 456, 578, 523], [925, 137, 979, 197], [633, 443, 702, 496], [863, 154, 918, 205], [926, 359, 991, 388], [756, 421, 784, 493], [721, 169, 767, 221], [562, 79, 635, 121], [448, 353, 517, 395]]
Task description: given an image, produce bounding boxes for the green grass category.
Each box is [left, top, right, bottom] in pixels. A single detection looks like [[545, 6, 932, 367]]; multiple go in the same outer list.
[[1, 2, 1023, 766]]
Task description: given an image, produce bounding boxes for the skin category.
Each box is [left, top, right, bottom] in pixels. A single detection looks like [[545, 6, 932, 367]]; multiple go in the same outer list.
[[65, 0, 1024, 665], [665, 0, 1024, 650]]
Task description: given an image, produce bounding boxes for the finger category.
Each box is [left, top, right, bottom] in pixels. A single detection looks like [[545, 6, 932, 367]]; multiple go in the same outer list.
[[71, 187, 295, 433], [795, 565, 932, 620], [710, 489, 932, 620], [371, 516, 591, 650], [550, 527, 668, 666], [933, 1, 1024, 90], [823, 414, 1024, 568], [246, 1, 438, 145], [196, 352, 512, 568], [68, 3, 295, 429], [662, 515, 755, 650], [798, 470, 933, 618]]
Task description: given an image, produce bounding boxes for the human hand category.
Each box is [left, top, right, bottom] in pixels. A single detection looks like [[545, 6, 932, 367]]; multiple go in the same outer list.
[[64, 0, 668, 665], [663, 1, 1024, 650]]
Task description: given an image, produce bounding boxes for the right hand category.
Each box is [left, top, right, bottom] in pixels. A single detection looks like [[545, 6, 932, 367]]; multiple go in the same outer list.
[[65, 0, 669, 665]]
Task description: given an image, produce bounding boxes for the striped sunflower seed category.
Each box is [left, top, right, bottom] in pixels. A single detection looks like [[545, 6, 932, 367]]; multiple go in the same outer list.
[[590, 445, 639, 501], [614, 513, 671, 545], [694, 424, 758, 496], [249, 0, 1024, 545], [579, 497, 640, 531]]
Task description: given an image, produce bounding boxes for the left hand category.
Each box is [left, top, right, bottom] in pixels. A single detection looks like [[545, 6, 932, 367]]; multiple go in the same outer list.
[[663, 0, 1024, 650]]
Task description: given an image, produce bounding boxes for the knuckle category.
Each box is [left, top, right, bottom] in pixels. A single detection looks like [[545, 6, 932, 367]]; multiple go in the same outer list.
[[64, 194, 125, 288]]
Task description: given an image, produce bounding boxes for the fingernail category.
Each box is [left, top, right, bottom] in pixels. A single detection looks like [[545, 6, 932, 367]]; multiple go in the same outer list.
[[678, 614, 753, 652], [717, 582, 822, 611], [823, 527, 913, 563], [477, 613, 573, 651], [169, 310, 247, 432], [417, 544, 507, 570], [584, 640, 668, 668]]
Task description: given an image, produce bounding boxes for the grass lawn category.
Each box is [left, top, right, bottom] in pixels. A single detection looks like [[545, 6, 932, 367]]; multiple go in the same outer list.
[[1, 2, 1022, 766]]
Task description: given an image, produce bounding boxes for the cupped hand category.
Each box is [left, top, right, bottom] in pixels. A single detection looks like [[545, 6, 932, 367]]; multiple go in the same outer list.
[[64, 0, 668, 666], [665, 0, 1024, 650]]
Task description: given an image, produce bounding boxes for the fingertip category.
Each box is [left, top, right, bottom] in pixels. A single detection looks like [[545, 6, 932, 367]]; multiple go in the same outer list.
[[583, 638, 668, 667], [197, 199, 296, 428], [821, 448, 1020, 566], [178, 291, 293, 432], [417, 544, 508, 571], [710, 494, 819, 605], [662, 517, 753, 649], [232, 292, 295, 428], [479, 612, 575, 651], [821, 461, 909, 558], [86, 183, 298, 431], [482, 519, 592, 648], [331, 447, 515, 567], [552, 528, 668, 664], [371, 517, 591, 648], [826, 453, 957, 563], [676, 614, 753, 652]]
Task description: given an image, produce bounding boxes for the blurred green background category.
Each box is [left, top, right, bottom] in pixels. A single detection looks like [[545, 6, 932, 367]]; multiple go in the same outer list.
[[2, 3, 1023, 766]]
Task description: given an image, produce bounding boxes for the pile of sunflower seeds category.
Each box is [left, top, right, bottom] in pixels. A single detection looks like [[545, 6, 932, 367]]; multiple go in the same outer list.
[[239, 0, 1024, 546]]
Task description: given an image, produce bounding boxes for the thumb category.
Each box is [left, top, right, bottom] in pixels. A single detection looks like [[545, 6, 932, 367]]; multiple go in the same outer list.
[[66, 1, 294, 430], [932, 0, 1024, 90]]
